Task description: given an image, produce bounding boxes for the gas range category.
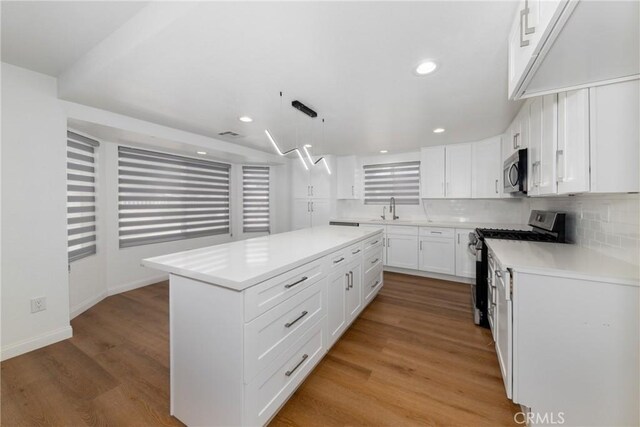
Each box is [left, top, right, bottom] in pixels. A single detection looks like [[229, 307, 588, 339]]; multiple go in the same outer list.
[[475, 228, 560, 242], [469, 210, 566, 327]]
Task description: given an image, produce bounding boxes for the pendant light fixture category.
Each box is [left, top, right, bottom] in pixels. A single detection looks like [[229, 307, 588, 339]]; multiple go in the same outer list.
[[265, 92, 308, 170], [303, 118, 331, 174]]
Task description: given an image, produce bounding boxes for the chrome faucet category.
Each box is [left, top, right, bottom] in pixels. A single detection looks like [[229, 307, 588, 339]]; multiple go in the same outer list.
[[390, 197, 399, 220], [381, 206, 387, 220]]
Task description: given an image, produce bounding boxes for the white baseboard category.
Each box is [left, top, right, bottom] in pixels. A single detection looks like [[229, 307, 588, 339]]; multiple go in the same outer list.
[[107, 274, 169, 296], [1, 325, 73, 361], [70, 290, 108, 320], [384, 266, 474, 284]]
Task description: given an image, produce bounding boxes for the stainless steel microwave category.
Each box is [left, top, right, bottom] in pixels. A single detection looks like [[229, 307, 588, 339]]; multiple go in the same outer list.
[[503, 149, 528, 194]]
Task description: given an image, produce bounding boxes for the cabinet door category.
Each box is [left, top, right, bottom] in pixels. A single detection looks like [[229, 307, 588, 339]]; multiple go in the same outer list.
[[336, 156, 356, 199], [557, 89, 590, 194], [471, 137, 501, 198], [445, 144, 472, 198], [292, 162, 311, 199], [310, 157, 332, 199], [590, 80, 639, 193], [359, 225, 386, 265], [418, 237, 455, 275], [327, 269, 348, 348], [454, 229, 476, 278], [310, 199, 330, 227], [528, 96, 543, 196], [538, 94, 558, 195], [346, 260, 363, 321], [495, 269, 513, 399], [386, 234, 418, 270], [292, 199, 311, 230], [420, 146, 445, 198]]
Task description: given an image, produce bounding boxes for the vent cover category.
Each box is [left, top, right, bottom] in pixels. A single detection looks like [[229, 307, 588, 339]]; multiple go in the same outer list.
[[218, 131, 242, 137]]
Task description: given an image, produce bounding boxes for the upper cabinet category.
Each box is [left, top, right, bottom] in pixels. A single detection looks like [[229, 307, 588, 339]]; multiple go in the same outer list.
[[336, 156, 358, 199], [508, 0, 639, 100], [506, 79, 639, 197], [292, 157, 333, 199], [445, 144, 472, 198], [420, 146, 445, 198], [472, 137, 502, 199], [589, 79, 639, 194]]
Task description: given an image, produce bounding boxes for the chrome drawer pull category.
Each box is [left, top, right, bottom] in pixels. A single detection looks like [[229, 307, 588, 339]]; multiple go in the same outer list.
[[284, 276, 308, 289], [285, 311, 308, 328], [285, 354, 308, 377], [371, 258, 379, 264], [333, 257, 345, 264], [496, 270, 502, 277], [352, 249, 361, 255], [371, 280, 380, 289], [370, 240, 379, 246]]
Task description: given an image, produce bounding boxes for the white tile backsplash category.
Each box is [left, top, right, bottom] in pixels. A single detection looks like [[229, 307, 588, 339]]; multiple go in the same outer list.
[[336, 198, 526, 225], [337, 193, 640, 266], [527, 194, 639, 265]]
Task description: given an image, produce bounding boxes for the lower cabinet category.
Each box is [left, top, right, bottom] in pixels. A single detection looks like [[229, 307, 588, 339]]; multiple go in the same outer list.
[[386, 226, 419, 269], [419, 228, 456, 275]]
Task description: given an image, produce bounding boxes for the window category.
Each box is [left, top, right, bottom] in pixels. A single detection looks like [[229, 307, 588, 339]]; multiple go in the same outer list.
[[242, 166, 270, 233], [67, 131, 99, 262], [363, 161, 420, 205], [118, 146, 231, 248]]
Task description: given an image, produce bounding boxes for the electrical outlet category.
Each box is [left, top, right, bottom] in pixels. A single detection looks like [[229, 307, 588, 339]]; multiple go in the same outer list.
[[30, 297, 46, 313]]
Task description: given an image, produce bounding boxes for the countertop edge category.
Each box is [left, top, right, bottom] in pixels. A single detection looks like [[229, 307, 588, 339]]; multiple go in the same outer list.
[[141, 228, 383, 291], [485, 239, 640, 287]]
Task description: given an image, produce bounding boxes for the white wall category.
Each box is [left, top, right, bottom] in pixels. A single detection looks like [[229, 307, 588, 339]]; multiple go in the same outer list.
[[1, 63, 72, 360]]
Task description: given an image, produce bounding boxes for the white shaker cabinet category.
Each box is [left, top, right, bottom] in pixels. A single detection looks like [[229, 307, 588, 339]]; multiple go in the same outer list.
[[445, 143, 472, 198], [292, 199, 330, 230], [386, 226, 419, 270], [589, 79, 640, 194], [359, 224, 387, 265], [310, 199, 330, 227], [292, 157, 332, 199], [336, 156, 358, 199], [292, 162, 311, 199], [327, 255, 364, 348], [420, 146, 446, 198], [528, 94, 558, 196], [418, 227, 455, 275], [557, 88, 590, 194], [454, 229, 476, 278], [471, 137, 501, 198]]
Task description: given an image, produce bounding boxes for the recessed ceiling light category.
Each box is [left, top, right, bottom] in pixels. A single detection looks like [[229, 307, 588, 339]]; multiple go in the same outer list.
[[304, 144, 312, 148], [415, 60, 438, 75], [433, 128, 445, 133], [380, 150, 388, 154], [196, 150, 207, 155], [238, 116, 253, 123]]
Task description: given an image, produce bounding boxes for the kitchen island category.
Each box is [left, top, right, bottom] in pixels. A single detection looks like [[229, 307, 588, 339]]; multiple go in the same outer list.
[[142, 226, 384, 426]]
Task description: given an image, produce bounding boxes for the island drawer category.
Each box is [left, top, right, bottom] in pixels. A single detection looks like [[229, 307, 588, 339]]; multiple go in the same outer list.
[[363, 233, 383, 253], [346, 242, 363, 260], [244, 320, 325, 427], [244, 257, 324, 322], [364, 250, 383, 275], [364, 267, 383, 303], [244, 279, 325, 384]]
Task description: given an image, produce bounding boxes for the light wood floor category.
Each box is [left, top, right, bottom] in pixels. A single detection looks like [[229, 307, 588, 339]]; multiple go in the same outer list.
[[1, 272, 519, 426]]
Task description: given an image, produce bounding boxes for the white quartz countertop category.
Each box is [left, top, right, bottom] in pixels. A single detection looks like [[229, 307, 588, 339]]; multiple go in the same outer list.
[[485, 239, 640, 286], [330, 217, 528, 231], [142, 226, 381, 291]]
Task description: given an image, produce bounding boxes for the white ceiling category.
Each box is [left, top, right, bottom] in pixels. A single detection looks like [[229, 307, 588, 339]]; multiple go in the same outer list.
[[1, 1, 147, 76], [3, 1, 523, 156]]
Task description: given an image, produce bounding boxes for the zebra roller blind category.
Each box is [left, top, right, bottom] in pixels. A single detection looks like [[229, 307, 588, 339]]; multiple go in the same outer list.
[[242, 166, 270, 233], [363, 161, 420, 205], [118, 146, 231, 248], [67, 131, 99, 262]]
